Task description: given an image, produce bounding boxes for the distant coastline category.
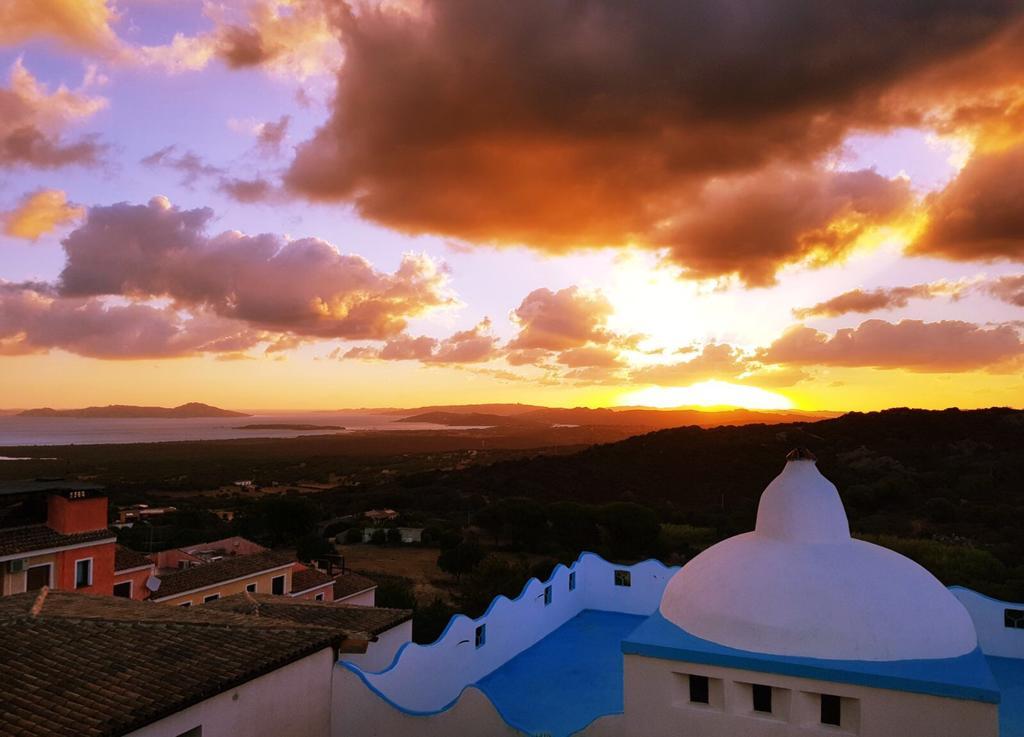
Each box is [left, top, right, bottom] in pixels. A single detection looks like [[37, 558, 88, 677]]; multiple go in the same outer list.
[[18, 402, 249, 419], [234, 423, 345, 431]]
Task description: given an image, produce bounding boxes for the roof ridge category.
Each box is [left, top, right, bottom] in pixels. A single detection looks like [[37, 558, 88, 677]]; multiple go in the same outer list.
[[29, 586, 48, 617]]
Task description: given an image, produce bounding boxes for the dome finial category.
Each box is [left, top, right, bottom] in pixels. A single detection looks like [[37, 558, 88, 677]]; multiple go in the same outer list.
[[786, 447, 816, 462]]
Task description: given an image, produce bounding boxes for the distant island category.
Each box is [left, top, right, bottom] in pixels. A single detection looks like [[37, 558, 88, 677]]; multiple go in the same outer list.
[[18, 402, 249, 419], [234, 423, 345, 431]]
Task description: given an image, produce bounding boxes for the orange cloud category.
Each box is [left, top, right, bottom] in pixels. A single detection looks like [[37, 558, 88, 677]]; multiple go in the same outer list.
[[0, 0, 119, 52], [57, 197, 455, 340], [2, 189, 84, 240], [793, 280, 971, 319], [912, 143, 1024, 263], [0, 60, 106, 169], [759, 319, 1023, 372], [630, 344, 747, 385], [286, 0, 1021, 280], [508, 287, 615, 352]]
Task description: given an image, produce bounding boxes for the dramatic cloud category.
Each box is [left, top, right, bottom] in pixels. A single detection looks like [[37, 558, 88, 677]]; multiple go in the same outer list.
[[57, 197, 455, 340], [557, 346, 623, 369], [759, 319, 1024, 372], [138, 0, 338, 79], [913, 144, 1024, 262], [287, 0, 1021, 279], [0, 59, 106, 168], [656, 166, 913, 284], [0, 282, 263, 359], [630, 344, 747, 385], [2, 189, 84, 240], [508, 287, 615, 352], [345, 320, 499, 364], [986, 275, 1024, 306], [793, 280, 971, 318], [256, 115, 289, 155], [0, 0, 119, 52]]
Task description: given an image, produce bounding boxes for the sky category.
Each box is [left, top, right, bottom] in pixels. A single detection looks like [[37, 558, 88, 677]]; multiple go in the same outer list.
[[0, 0, 1022, 411]]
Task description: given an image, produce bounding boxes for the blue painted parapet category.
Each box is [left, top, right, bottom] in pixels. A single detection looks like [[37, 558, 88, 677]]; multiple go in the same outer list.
[[340, 552, 677, 716], [952, 587, 1024, 659]]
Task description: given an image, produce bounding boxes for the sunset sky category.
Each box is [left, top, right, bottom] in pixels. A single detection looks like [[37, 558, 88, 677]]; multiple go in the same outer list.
[[1, 0, 1022, 411]]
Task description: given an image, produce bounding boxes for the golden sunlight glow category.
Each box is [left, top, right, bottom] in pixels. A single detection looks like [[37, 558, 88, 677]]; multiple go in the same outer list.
[[617, 380, 795, 410]]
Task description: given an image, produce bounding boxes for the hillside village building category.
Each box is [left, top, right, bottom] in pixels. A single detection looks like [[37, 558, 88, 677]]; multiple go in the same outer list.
[[335, 451, 1024, 737]]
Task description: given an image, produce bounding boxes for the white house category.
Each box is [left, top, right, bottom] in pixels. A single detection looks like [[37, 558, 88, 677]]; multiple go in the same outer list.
[[331, 450, 1024, 737]]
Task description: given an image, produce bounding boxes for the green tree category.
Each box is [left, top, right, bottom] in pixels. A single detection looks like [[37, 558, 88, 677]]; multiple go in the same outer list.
[[296, 533, 335, 563], [437, 538, 484, 582], [344, 527, 364, 544], [597, 502, 660, 560]]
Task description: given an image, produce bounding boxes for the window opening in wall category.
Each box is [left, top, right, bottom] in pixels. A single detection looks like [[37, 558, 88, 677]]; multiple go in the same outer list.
[[179, 601, 192, 607], [74, 558, 92, 588], [175, 727, 202, 737], [475, 624, 486, 648], [752, 684, 772, 713], [821, 694, 841, 726], [245, 582, 257, 593], [614, 570, 631, 587], [1005, 608, 1024, 629], [203, 593, 220, 603], [26, 564, 51, 591], [113, 581, 132, 598], [544, 585, 552, 605], [689, 675, 709, 704], [315, 592, 325, 601], [272, 575, 285, 595], [568, 571, 576, 591]]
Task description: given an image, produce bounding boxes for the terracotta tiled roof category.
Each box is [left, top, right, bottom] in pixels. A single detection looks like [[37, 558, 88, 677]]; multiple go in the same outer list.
[[205, 593, 412, 636], [0, 590, 342, 737], [0, 525, 114, 558], [152, 550, 295, 600], [291, 567, 334, 594], [333, 570, 377, 600], [113, 545, 151, 572]]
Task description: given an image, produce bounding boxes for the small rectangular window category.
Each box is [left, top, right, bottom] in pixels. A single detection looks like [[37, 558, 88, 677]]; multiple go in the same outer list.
[[568, 571, 576, 591], [614, 569, 631, 587], [271, 574, 286, 595], [1005, 608, 1024, 629], [245, 582, 257, 593], [543, 585, 552, 606], [113, 581, 132, 598], [314, 592, 325, 601], [821, 694, 841, 726], [175, 727, 202, 737], [178, 601, 192, 607], [689, 675, 709, 704], [475, 624, 486, 648], [74, 559, 92, 588], [203, 593, 220, 603], [752, 684, 772, 713]]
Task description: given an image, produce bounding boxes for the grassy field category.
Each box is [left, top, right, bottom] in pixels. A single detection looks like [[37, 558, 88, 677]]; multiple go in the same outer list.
[[339, 543, 548, 606]]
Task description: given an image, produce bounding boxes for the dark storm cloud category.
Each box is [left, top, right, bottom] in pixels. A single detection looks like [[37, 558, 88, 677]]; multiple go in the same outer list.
[[286, 0, 1022, 281]]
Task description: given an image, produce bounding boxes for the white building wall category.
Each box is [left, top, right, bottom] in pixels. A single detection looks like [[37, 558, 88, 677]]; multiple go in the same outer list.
[[345, 554, 676, 713], [336, 588, 375, 607], [619, 654, 998, 737], [125, 648, 335, 737], [952, 586, 1024, 658], [342, 620, 413, 672], [332, 667, 520, 737]]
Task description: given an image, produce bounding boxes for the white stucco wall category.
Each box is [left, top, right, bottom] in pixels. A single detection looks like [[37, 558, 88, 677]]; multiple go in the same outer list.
[[342, 620, 413, 672], [619, 654, 998, 737], [336, 588, 375, 607], [952, 586, 1024, 658], [125, 648, 335, 737], [345, 554, 676, 713], [332, 666, 520, 737]]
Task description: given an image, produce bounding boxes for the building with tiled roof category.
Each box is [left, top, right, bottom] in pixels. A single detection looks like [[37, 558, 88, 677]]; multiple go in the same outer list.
[[0, 481, 116, 598], [290, 565, 336, 601], [0, 589, 356, 737], [332, 570, 378, 606], [206, 592, 413, 671], [112, 545, 155, 601], [150, 549, 296, 605]]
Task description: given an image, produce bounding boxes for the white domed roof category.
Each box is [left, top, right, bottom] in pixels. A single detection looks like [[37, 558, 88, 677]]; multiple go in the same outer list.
[[659, 452, 978, 661]]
